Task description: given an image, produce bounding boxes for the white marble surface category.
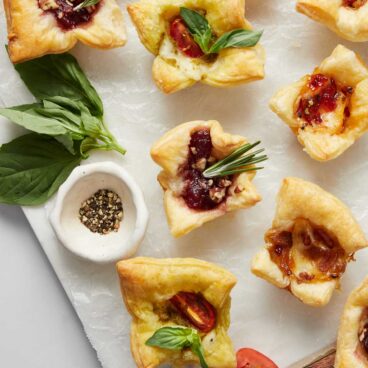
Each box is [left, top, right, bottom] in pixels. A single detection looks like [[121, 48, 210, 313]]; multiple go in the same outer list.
[[0, 205, 101, 368]]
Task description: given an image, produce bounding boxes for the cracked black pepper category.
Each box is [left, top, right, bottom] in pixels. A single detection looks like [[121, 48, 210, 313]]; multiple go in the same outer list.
[[79, 189, 123, 235]]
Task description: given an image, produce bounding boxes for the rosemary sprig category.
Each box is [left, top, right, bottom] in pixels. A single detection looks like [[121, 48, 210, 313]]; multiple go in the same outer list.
[[202, 141, 267, 178], [74, 0, 101, 11]]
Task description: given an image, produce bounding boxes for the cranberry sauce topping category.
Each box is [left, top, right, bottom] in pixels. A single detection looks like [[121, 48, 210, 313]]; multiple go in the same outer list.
[[301, 227, 347, 279], [343, 0, 367, 8], [267, 230, 293, 276], [169, 16, 204, 58], [296, 73, 353, 126], [180, 129, 233, 211], [38, 0, 100, 30]]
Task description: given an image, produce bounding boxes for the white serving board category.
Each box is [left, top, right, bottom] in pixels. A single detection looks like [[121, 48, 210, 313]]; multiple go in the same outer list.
[[1, 1, 368, 367]]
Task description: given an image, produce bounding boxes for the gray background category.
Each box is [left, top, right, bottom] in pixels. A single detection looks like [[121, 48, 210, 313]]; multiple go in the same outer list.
[[0, 205, 101, 368]]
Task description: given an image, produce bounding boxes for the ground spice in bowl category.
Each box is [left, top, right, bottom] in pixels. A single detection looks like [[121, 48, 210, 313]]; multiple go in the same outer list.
[[79, 189, 124, 235]]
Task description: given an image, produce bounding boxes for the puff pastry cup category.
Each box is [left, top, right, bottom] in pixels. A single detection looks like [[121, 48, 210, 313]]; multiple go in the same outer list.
[[251, 177, 367, 307], [296, 0, 368, 42], [117, 257, 237, 368], [127, 0, 265, 93], [150, 120, 262, 238], [336, 276, 368, 368], [5, 0, 127, 63], [270, 45, 368, 161]]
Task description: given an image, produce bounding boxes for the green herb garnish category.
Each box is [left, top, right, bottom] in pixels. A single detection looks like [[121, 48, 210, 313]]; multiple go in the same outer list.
[[146, 327, 209, 368], [203, 141, 267, 178], [74, 0, 101, 11], [0, 52, 125, 206], [179, 7, 263, 55]]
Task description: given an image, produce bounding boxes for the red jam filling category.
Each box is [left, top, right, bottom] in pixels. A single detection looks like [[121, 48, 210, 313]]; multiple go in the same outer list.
[[267, 223, 347, 282], [169, 16, 204, 58], [38, 0, 100, 30], [180, 129, 233, 211], [343, 0, 367, 8], [296, 73, 353, 126]]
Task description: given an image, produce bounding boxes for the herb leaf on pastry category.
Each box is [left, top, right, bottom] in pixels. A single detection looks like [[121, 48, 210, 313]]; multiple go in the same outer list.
[[116, 257, 237, 368], [127, 0, 265, 93], [251, 177, 367, 307], [150, 120, 264, 237], [296, 0, 368, 42], [270, 45, 368, 161], [4, 0, 127, 63]]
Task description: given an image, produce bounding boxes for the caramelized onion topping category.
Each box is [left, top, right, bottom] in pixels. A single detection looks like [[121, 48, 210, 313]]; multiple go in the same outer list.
[[358, 309, 368, 357], [267, 221, 348, 282]]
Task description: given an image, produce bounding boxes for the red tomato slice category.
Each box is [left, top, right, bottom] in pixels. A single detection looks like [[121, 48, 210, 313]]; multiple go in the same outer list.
[[169, 17, 204, 58], [170, 292, 216, 333], [237, 348, 279, 368]]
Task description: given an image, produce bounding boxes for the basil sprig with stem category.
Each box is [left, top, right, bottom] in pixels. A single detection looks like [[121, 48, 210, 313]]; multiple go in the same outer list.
[[179, 7, 263, 55], [146, 326, 209, 368], [74, 0, 101, 11], [0, 52, 125, 206], [203, 141, 267, 179]]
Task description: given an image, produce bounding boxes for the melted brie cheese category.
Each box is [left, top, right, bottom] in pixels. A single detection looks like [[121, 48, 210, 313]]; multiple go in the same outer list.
[[159, 36, 209, 81]]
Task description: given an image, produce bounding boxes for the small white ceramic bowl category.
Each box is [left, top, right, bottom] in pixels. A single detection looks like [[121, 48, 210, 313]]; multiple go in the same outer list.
[[49, 162, 149, 263]]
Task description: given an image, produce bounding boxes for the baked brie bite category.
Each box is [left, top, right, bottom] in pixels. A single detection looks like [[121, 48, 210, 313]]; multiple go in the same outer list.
[[251, 177, 367, 307], [150, 120, 262, 237], [4, 0, 127, 63], [127, 0, 265, 93], [336, 277, 368, 368], [117, 257, 237, 368], [270, 45, 368, 161], [297, 0, 368, 42]]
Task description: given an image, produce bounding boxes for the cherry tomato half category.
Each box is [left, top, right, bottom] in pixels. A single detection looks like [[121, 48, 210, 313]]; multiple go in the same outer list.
[[237, 348, 279, 368], [170, 292, 216, 333], [169, 17, 204, 58]]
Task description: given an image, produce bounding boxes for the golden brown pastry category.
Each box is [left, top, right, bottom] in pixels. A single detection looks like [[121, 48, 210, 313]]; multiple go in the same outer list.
[[5, 0, 127, 63], [117, 257, 237, 368], [335, 276, 368, 368], [150, 120, 262, 237], [251, 177, 367, 307], [127, 0, 265, 93], [297, 0, 368, 42], [270, 45, 368, 161]]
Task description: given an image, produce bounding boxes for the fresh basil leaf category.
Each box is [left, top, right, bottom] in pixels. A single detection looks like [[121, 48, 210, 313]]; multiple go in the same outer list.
[[145, 327, 209, 368], [180, 7, 213, 53], [146, 327, 194, 350], [44, 96, 85, 113], [55, 134, 76, 155], [209, 29, 263, 54], [74, 0, 101, 11], [0, 106, 68, 136], [0, 134, 82, 205], [38, 101, 82, 127], [191, 333, 209, 368], [80, 137, 100, 158], [13, 53, 103, 117]]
